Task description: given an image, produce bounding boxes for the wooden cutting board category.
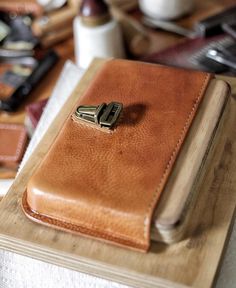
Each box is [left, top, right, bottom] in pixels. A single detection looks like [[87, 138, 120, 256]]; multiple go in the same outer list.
[[0, 59, 235, 288]]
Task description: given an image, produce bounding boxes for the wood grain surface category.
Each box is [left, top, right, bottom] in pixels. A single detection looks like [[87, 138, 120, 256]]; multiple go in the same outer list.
[[0, 59, 235, 288]]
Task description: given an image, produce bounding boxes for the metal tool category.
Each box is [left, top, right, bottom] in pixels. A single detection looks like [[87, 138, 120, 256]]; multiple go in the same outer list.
[[142, 16, 196, 38], [74, 102, 123, 129], [206, 48, 236, 71], [0, 50, 59, 112], [195, 6, 236, 37], [0, 56, 37, 66], [0, 48, 34, 58]]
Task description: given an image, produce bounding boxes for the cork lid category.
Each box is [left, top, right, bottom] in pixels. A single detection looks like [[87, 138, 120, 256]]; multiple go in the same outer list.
[[80, 0, 111, 26]]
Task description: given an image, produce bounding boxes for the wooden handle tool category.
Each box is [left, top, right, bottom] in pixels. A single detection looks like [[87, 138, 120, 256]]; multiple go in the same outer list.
[[32, 7, 76, 37], [111, 7, 151, 57], [40, 26, 73, 48]]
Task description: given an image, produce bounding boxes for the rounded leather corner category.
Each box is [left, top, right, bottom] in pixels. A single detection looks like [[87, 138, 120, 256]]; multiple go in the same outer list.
[[25, 172, 44, 215]]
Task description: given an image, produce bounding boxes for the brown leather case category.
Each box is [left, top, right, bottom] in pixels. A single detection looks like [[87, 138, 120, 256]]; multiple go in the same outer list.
[[22, 59, 212, 251], [0, 123, 28, 171]]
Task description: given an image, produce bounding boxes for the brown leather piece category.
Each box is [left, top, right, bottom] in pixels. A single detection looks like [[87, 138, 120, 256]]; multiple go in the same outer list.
[[0, 123, 28, 170], [23, 59, 211, 251]]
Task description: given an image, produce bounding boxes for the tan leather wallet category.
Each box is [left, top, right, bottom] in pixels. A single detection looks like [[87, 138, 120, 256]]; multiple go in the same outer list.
[[22, 59, 212, 251]]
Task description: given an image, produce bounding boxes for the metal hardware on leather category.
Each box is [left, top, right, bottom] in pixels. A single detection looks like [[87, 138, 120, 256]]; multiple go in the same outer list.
[[74, 102, 123, 130]]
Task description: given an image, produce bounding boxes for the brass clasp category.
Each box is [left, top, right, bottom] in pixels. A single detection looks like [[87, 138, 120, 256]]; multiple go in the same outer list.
[[74, 102, 123, 130]]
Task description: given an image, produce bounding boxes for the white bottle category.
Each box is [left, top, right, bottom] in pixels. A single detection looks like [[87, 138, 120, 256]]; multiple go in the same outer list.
[[74, 0, 125, 69]]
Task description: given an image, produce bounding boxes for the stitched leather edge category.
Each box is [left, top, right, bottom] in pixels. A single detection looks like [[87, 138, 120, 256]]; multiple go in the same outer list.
[[143, 74, 212, 242], [0, 123, 27, 162], [0, 124, 27, 162], [21, 191, 148, 252]]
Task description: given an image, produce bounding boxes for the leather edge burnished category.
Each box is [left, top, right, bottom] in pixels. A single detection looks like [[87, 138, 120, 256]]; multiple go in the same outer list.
[[21, 191, 148, 252]]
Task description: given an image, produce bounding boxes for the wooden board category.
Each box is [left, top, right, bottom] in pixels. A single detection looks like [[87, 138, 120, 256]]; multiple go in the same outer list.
[[0, 59, 235, 288]]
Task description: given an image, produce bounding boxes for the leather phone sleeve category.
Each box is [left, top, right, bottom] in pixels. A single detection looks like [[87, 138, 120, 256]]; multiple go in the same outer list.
[[22, 59, 212, 251]]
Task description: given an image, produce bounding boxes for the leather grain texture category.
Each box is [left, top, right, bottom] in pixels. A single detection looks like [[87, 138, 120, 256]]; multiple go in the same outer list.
[[23, 59, 211, 251], [0, 123, 28, 170]]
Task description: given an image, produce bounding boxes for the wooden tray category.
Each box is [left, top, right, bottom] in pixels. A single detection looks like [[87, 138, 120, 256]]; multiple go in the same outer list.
[[0, 59, 235, 288]]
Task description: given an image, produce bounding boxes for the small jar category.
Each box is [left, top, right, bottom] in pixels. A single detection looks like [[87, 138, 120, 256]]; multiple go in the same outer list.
[[74, 0, 125, 69], [139, 0, 195, 20]]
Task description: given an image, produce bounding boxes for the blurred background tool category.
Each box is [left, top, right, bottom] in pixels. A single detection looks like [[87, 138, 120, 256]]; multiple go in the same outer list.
[[143, 35, 236, 74], [0, 19, 10, 42], [0, 50, 59, 112], [142, 16, 196, 38], [32, 6, 76, 47], [32, 6, 76, 37], [111, 6, 150, 57], [206, 48, 236, 71], [40, 26, 73, 47], [1, 14, 38, 50], [0, 0, 43, 16], [195, 5, 236, 37], [222, 22, 236, 40], [142, 2, 236, 75]]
